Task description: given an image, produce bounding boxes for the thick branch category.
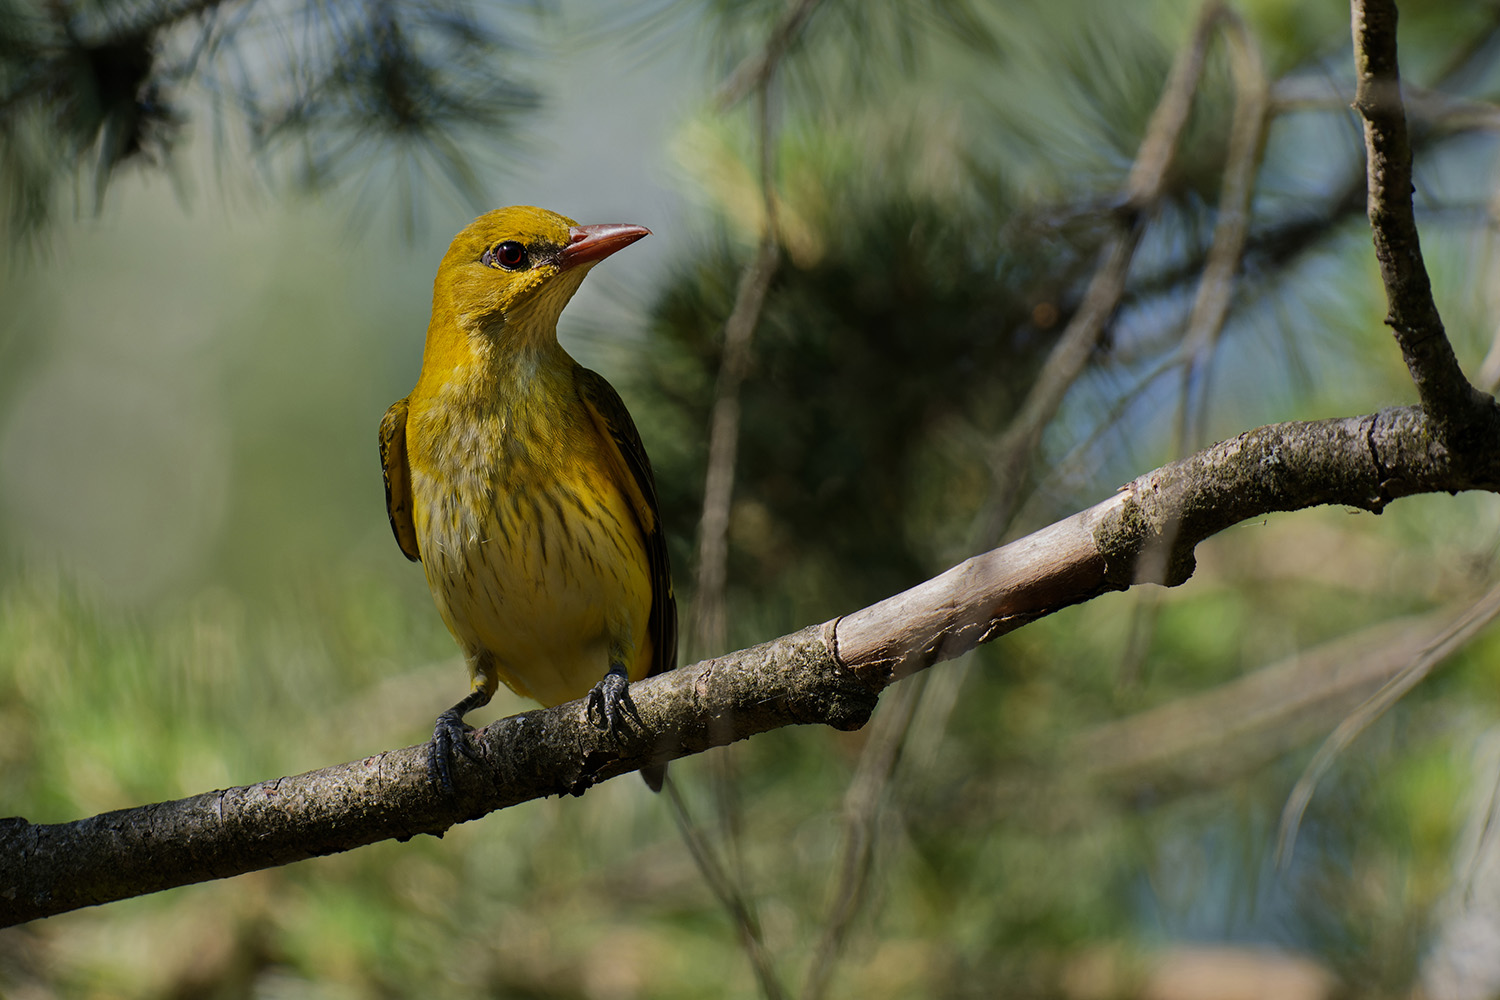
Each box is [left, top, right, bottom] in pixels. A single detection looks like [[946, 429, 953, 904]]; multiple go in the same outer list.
[[1351, 0, 1491, 438], [838, 406, 1498, 682], [2, 628, 876, 927], [6, 404, 1498, 925]]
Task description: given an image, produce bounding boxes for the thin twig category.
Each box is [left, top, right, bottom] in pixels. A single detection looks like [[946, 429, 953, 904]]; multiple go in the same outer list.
[[664, 778, 787, 1000], [973, 229, 1144, 547], [688, 71, 783, 660], [682, 25, 794, 1000], [1456, 730, 1500, 905], [1133, 11, 1269, 686], [802, 674, 925, 1000], [973, 1, 1230, 548], [1175, 10, 1271, 455], [1417, 725, 1500, 998], [1277, 580, 1500, 866], [1078, 604, 1482, 792], [1034, 354, 1185, 502], [715, 0, 824, 110], [688, 232, 779, 657], [682, 234, 779, 991]]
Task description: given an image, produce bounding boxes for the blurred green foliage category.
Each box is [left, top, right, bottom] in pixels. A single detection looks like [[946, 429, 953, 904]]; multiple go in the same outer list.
[[6, 0, 1500, 997], [0, 0, 542, 243]]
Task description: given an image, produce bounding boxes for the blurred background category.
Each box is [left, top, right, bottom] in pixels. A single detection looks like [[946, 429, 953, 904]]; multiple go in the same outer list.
[[5, 0, 1500, 996]]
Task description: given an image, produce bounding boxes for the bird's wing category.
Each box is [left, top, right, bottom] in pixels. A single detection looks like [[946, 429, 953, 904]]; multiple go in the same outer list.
[[574, 366, 678, 678], [379, 397, 421, 563]]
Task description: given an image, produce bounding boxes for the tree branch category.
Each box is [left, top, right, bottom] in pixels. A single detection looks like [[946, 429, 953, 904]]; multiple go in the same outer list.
[[715, 0, 824, 110], [1276, 579, 1500, 863], [6, 402, 1497, 926], [802, 668, 923, 1000], [1176, 8, 1270, 454], [1351, 0, 1493, 440], [2, 626, 877, 927], [663, 779, 787, 1000], [689, 33, 786, 660], [1075, 602, 1488, 796]]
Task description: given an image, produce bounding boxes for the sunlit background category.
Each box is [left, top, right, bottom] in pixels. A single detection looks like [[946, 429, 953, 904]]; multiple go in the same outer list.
[[6, 0, 1500, 996]]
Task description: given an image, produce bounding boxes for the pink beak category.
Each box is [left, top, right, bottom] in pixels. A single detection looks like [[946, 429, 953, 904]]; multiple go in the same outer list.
[[561, 223, 651, 270]]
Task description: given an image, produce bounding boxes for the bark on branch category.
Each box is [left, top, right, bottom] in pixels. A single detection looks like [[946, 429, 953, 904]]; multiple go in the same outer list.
[[1352, 0, 1495, 442], [6, 404, 1498, 927]]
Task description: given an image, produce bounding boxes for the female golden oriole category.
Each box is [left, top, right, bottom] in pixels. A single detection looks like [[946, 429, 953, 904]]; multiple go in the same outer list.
[[379, 206, 675, 792]]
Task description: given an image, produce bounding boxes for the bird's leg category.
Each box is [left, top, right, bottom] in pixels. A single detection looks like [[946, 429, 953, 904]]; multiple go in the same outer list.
[[430, 684, 493, 794], [586, 661, 641, 733]]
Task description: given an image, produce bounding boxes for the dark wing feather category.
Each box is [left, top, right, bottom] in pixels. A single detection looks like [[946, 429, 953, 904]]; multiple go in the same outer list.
[[379, 397, 421, 563], [574, 366, 677, 679]]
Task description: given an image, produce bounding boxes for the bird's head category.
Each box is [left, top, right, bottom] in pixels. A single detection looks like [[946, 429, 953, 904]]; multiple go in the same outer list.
[[428, 205, 650, 350]]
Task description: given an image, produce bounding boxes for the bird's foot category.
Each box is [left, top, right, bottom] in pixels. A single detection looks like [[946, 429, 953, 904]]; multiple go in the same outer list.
[[586, 665, 640, 733], [429, 708, 481, 794]]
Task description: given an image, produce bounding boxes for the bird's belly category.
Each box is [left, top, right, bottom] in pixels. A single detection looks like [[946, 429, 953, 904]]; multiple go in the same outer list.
[[414, 465, 652, 707]]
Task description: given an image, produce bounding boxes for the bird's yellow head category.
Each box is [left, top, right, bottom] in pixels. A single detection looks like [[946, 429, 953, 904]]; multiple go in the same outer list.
[[423, 206, 650, 370]]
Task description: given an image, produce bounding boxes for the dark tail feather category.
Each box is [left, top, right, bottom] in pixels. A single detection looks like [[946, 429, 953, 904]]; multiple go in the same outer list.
[[641, 762, 667, 792]]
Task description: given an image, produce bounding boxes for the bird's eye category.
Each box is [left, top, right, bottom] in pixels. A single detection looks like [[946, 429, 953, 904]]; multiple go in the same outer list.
[[482, 241, 529, 271]]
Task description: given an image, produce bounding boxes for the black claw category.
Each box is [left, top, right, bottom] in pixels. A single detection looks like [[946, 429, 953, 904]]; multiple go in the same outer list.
[[430, 708, 480, 794], [586, 666, 639, 732]]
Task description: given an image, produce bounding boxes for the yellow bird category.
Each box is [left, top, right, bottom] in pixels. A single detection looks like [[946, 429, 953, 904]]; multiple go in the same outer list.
[[379, 206, 676, 792]]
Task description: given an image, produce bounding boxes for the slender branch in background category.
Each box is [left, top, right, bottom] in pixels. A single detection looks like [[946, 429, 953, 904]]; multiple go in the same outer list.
[[680, 184, 779, 993], [1277, 580, 1500, 865], [1076, 603, 1496, 797], [973, 1, 1229, 548], [688, 84, 784, 662], [677, 9, 818, 992], [1039, 355, 1183, 498], [1351, 0, 1492, 438], [715, 0, 823, 110], [974, 223, 1140, 548], [1115, 592, 1162, 690], [1029, 357, 1179, 683], [1274, 79, 1500, 134], [688, 239, 780, 658], [1127, 9, 1269, 686], [663, 779, 787, 1000], [802, 674, 925, 1000], [1122, 4, 1228, 210], [1175, 9, 1270, 455]]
